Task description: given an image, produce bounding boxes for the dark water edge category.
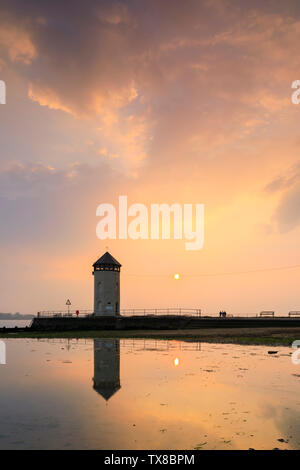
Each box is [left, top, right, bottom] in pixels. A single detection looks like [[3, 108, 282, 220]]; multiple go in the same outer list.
[[0, 328, 298, 346]]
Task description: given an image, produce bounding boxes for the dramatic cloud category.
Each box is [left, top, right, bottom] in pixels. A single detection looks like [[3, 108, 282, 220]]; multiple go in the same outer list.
[[266, 162, 300, 232], [1, 0, 300, 312], [1, 0, 300, 171], [275, 187, 300, 232], [0, 159, 127, 247]]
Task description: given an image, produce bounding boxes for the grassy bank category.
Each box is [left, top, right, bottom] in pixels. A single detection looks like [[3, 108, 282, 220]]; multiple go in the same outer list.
[[0, 327, 299, 346]]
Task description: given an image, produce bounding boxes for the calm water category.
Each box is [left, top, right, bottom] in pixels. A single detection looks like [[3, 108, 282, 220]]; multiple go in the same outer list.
[[0, 320, 32, 328], [0, 338, 299, 450]]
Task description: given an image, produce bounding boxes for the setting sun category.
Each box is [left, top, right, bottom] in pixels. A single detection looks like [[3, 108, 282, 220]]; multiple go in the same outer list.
[[174, 273, 180, 280]]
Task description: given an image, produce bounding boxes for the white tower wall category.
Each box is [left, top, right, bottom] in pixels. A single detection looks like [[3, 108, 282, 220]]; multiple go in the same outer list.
[[93, 269, 120, 316]]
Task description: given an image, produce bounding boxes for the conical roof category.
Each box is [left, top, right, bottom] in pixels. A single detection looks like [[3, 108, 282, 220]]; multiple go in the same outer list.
[[93, 252, 121, 267], [93, 381, 121, 400]]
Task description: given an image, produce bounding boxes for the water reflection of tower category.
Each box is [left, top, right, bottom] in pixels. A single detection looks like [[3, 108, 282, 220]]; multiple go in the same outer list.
[[93, 339, 121, 401]]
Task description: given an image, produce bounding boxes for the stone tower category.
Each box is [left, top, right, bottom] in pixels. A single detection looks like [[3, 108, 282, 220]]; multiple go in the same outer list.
[[92, 251, 121, 316]]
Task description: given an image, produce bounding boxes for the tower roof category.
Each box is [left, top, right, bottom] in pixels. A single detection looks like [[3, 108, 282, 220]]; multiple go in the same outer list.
[[93, 251, 121, 268], [93, 382, 121, 401]]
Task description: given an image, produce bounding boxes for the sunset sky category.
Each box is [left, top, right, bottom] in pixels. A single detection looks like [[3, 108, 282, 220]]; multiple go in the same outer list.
[[1, 0, 300, 315]]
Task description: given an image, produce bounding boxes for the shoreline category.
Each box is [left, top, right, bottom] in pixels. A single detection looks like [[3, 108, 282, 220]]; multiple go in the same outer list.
[[1, 326, 300, 346]]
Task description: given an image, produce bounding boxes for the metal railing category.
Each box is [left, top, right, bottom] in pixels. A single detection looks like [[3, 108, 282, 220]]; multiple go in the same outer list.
[[35, 309, 300, 319], [36, 309, 93, 318], [36, 308, 202, 318], [121, 308, 202, 317]]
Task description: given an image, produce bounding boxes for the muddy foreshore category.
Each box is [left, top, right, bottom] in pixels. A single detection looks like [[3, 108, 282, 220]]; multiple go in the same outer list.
[[0, 326, 300, 346]]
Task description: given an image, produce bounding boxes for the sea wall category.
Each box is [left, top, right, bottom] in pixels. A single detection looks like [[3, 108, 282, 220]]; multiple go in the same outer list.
[[30, 315, 300, 331]]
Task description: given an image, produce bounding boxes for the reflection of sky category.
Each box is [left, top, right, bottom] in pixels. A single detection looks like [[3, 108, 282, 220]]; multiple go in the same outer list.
[[0, 338, 299, 449]]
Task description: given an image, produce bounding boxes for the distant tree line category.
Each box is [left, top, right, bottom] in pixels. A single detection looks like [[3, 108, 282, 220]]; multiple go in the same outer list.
[[0, 312, 34, 319]]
